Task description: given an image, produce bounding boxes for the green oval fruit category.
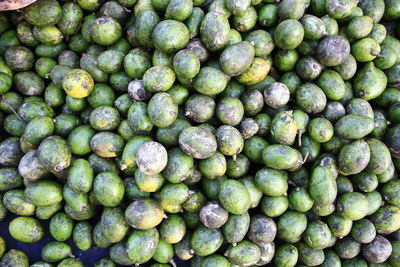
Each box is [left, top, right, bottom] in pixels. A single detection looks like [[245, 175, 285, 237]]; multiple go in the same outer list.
[[126, 228, 159, 263], [303, 220, 332, 249], [274, 19, 304, 50], [159, 214, 186, 243], [226, 240, 261, 266], [91, 16, 122, 46], [100, 207, 128, 243], [24, 179, 62, 207], [317, 35, 350, 66], [93, 172, 124, 207], [277, 210, 307, 241], [191, 226, 223, 256], [255, 167, 288, 197], [125, 198, 164, 229], [296, 83, 327, 114], [371, 205, 400, 234], [218, 179, 250, 214], [24, 0, 62, 27], [274, 243, 298, 267], [0, 249, 29, 267], [148, 93, 178, 128], [260, 195, 289, 218], [338, 140, 371, 175], [9, 216, 43, 243], [90, 132, 124, 158], [262, 145, 299, 170], [223, 212, 250, 245], [179, 126, 217, 159], [193, 67, 228, 95], [73, 221, 92, 251], [220, 41, 255, 76], [354, 62, 387, 100], [337, 192, 369, 220], [309, 166, 337, 205], [153, 20, 190, 54], [68, 125, 96, 156], [200, 11, 230, 51]]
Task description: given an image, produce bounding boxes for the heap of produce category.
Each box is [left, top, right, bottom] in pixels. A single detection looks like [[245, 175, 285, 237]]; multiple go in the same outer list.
[[0, 0, 400, 266]]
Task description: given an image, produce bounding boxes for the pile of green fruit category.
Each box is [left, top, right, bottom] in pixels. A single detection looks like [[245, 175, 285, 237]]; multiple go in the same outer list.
[[0, 0, 400, 265]]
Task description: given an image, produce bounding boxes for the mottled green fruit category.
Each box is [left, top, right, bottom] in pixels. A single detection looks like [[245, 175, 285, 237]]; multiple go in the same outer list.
[[143, 66, 175, 93], [90, 132, 124, 158], [370, 205, 400, 234], [326, 0, 358, 18], [354, 62, 387, 100], [91, 16, 122, 46], [3, 188, 37, 217], [193, 67, 228, 95], [317, 35, 350, 66], [200, 11, 230, 52], [303, 220, 332, 249], [274, 19, 304, 50], [50, 212, 74, 241], [226, 240, 261, 266], [179, 126, 217, 159], [270, 111, 298, 145], [100, 207, 128, 243], [334, 114, 374, 140], [223, 212, 250, 245], [24, 180, 62, 207], [24, 0, 62, 27], [18, 101, 55, 123], [296, 241, 325, 266], [153, 20, 190, 54], [216, 97, 244, 126], [58, 258, 83, 267], [337, 192, 369, 220], [255, 168, 288, 197], [218, 179, 250, 214], [9, 216, 43, 243], [159, 214, 186, 244], [262, 145, 299, 170], [191, 226, 223, 256], [274, 243, 298, 267], [277, 210, 307, 241], [338, 140, 371, 175], [0, 249, 29, 267], [317, 70, 346, 100], [309, 166, 337, 205], [173, 49, 200, 79], [93, 172, 124, 207], [41, 241, 72, 263], [220, 41, 255, 76], [148, 93, 178, 128], [73, 221, 92, 251], [126, 228, 159, 263], [296, 83, 327, 114], [125, 198, 164, 230], [68, 125, 96, 156]]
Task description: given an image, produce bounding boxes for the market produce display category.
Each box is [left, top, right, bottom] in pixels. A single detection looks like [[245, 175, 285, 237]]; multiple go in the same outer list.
[[0, 0, 400, 266]]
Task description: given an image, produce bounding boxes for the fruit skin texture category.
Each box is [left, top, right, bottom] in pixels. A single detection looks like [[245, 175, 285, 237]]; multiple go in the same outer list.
[[218, 179, 250, 215], [9, 216, 44, 243], [91, 16, 122, 46], [220, 41, 255, 76], [200, 11, 230, 52], [62, 69, 94, 98], [23, 0, 62, 27]]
